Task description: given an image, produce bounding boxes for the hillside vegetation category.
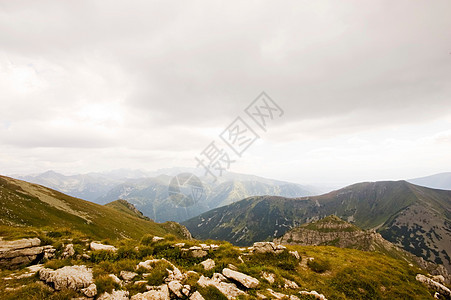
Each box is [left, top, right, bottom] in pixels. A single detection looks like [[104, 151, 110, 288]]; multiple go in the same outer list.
[[0, 176, 190, 241]]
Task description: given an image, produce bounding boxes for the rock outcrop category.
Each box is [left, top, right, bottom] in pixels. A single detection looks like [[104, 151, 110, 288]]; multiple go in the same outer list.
[[39, 265, 93, 290], [222, 268, 260, 288], [197, 274, 246, 299], [416, 274, 451, 299], [0, 238, 45, 269], [251, 242, 286, 254]]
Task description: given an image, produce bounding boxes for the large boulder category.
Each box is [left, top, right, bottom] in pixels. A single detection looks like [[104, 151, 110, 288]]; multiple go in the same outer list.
[[90, 242, 117, 252], [222, 268, 259, 289], [0, 238, 44, 269], [252, 242, 286, 254], [197, 274, 246, 299], [39, 265, 93, 290]]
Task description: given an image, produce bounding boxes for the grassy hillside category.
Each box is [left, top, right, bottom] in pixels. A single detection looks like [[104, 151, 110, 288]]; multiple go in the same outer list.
[[0, 175, 189, 241], [104, 199, 150, 221]]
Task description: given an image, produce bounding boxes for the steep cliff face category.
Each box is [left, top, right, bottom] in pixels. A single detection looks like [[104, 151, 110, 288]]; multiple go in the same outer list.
[[274, 215, 392, 251]]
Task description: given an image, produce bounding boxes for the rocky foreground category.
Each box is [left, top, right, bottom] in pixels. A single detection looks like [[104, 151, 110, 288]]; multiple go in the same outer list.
[[1, 235, 450, 299]]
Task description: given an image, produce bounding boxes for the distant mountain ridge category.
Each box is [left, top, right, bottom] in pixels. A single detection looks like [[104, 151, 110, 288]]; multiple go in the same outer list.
[[183, 180, 451, 272], [408, 172, 451, 190], [16, 169, 319, 222]]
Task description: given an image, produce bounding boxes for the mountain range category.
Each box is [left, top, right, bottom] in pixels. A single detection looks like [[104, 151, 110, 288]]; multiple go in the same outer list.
[[16, 169, 319, 223], [183, 180, 451, 272]]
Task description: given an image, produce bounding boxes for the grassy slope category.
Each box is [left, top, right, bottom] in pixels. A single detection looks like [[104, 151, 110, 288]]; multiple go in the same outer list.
[[0, 175, 186, 240], [0, 235, 437, 300], [104, 199, 149, 220]]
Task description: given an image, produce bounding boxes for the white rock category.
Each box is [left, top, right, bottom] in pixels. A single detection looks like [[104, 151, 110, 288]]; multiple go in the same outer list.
[[109, 274, 122, 285], [190, 291, 205, 300], [152, 236, 165, 242], [131, 284, 170, 300], [168, 280, 183, 298], [90, 242, 117, 252], [416, 274, 451, 298], [200, 258, 215, 270], [289, 250, 300, 260], [284, 279, 299, 289], [267, 288, 287, 299], [39, 265, 93, 291], [197, 275, 246, 299], [62, 244, 75, 258], [299, 290, 328, 300], [261, 272, 275, 284], [120, 271, 137, 281], [189, 246, 208, 258], [200, 244, 210, 251], [222, 268, 259, 289], [97, 289, 129, 300], [182, 285, 191, 296], [81, 283, 97, 297], [174, 243, 185, 248]]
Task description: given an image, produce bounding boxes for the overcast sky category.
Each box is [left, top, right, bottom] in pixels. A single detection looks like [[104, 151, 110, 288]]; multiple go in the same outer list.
[[1, 1, 450, 186]]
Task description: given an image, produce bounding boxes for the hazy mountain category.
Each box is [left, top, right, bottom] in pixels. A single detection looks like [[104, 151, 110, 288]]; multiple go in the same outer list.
[[97, 175, 314, 222], [0, 175, 190, 240], [183, 180, 451, 272], [17, 169, 318, 223], [17, 170, 123, 202], [408, 172, 451, 190]]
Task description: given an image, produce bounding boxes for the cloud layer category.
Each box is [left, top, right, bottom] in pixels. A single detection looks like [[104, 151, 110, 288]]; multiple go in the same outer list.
[[1, 1, 450, 185]]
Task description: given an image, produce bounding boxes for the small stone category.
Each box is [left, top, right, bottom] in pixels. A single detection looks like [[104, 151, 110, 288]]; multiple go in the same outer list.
[[152, 236, 165, 242], [120, 270, 137, 281], [289, 250, 300, 260], [168, 280, 183, 298], [200, 258, 215, 270], [81, 283, 97, 297], [261, 272, 275, 284]]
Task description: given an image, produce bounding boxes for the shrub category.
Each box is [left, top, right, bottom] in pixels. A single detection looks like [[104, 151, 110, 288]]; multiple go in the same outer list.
[[145, 261, 171, 286], [117, 245, 138, 260], [95, 275, 121, 294], [197, 285, 228, 300], [307, 257, 331, 273], [140, 234, 154, 246], [90, 250, 117, 263], [44, 259, 73, 270], [94, 275, 120, 295]]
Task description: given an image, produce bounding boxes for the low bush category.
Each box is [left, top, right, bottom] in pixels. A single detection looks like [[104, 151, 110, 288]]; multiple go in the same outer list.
[[307, 257, 331, 273]]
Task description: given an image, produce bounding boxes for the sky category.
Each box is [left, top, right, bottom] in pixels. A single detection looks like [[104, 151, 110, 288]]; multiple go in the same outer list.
[[1, 0, 450, 187]]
